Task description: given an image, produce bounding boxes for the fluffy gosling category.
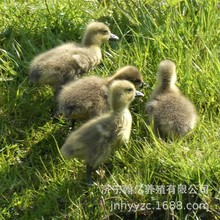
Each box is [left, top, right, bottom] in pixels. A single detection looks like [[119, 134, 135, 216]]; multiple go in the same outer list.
[[146, 60, 198, 139], [29, 22, 119, 94], [57, 65, 144, 128], [61, 80, 144, 183]]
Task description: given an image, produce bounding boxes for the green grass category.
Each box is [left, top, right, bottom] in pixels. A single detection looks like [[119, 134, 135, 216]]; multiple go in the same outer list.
[[1, 0, 220, 219]]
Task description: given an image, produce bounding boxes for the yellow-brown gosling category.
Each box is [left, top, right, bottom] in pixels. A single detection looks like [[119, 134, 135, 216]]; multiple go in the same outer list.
[[61, 80, 144, 183], [146, 60, 198, 140], [57, 65, 145, 129], [29, 21, 119, 94]]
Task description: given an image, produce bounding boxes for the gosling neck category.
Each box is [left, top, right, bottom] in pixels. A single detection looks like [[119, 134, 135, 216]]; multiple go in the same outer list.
[[160, 79, 173, 90], [110, 101, 129, 114], [158, 73, 177, 91]]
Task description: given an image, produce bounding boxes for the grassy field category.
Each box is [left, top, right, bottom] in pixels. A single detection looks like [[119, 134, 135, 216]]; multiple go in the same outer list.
[[0, 0, 220, 219]]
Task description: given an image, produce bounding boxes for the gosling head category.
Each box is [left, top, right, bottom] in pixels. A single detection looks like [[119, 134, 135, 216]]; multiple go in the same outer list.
[[157, 60, 177, 89], [111, 66, 144, 89], [82, 22, 119, 47], [109, 80, 144, 112]]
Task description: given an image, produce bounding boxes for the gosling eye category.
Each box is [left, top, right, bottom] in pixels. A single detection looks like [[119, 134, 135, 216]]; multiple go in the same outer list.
[[100, 29, 109, 34], [126, 88, 134, 93], [132, 79, 141, 84]]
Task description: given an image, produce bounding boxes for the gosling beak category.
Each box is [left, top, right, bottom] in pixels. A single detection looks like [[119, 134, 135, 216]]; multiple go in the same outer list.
[[135, 90, 144, 97], [140, 81, 150, 89], [109, 33, 119, 40]]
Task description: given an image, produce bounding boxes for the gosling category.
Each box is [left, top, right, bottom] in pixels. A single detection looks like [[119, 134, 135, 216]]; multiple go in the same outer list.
[[61, 80, 144, 183], [146, 60, 198, 140], [29, 21, 119, 94], [57, 65, 145, 128]]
